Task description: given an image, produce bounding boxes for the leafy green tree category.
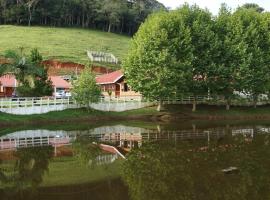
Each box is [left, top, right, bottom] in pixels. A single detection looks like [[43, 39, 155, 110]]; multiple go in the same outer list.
[[0, 48, 53, 97], [178, 5, 217, 112], [232, 9, 270, 108], [123, 11, 193, 111], [72, 67, 101, 109], [1, 48, 43, 88], [208, 4, 246, 110], [239, 3, 264, 13]]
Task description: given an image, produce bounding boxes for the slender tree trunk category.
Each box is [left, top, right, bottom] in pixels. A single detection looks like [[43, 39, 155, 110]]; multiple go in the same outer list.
[[226, 98, 231, 110], [157, 99, 164, 112], [108, 23, 111, 32], [192, 95, 197, 112], [16, 0, 20, 24], [28, 6, 32, 26], [253, 94, 258, 108]]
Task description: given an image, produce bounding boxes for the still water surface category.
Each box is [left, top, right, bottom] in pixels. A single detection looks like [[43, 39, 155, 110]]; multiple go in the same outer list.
[[0, 122, 270, 200]]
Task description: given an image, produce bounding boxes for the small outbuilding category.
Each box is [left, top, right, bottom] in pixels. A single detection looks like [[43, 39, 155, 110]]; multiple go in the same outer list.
[[95, 70, 141, 99]]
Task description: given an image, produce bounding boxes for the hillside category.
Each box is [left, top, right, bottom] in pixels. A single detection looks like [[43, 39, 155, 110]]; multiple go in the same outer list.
[[0, 25, 131, 64]]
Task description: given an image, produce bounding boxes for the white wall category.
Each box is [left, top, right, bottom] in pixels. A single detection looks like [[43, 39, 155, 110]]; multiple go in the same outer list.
[[0, 101, 156, 115]]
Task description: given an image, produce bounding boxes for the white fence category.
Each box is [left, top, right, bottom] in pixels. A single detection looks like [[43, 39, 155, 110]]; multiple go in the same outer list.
[[0, 96, 154, 115], [87, 51, 118, 64], [0, 97, 75, 109], [1, 95, 270, 115]]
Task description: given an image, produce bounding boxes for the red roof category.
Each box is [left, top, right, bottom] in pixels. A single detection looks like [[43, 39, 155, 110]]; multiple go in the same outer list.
[[96, 70, 123, 85], [0, 75, 16, 87], [0, 75, 71, 89], [50, 76, 71, 88]]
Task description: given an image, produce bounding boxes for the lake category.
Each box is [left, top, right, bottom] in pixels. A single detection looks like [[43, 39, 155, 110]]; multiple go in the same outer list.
[[0, 121, 270, 200]]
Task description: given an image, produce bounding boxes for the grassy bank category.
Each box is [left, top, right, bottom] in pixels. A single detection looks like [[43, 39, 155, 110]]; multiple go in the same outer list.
[[164, 104, 270, 120], [1, 105, 270, 127], [0, 25, 130, 64], [0, 107, 158, 126]]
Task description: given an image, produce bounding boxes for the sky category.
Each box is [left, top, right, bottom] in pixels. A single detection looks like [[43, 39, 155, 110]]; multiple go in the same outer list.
[[157, 0, 270, 15]]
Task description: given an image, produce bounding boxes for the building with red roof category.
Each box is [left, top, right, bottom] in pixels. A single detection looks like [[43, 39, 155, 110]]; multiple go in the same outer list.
[[49, 76, 72, 95], [96, 70, 140, 98], [0, 75, 71, 97]]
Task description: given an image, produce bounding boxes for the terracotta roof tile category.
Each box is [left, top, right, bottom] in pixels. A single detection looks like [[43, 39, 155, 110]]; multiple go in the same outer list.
[[96, 70, 123, 84], [0, 75, 71, 89], [0, 75, 16, 87], [49, 76, 71, 88]]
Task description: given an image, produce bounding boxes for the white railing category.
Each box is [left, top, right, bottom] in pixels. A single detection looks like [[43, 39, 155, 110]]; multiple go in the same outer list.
[[0, 97, 75, 109], [1, 94, 269, 110]]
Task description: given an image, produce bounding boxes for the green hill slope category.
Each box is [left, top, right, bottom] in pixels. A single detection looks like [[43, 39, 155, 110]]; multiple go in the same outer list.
[[0, 25, 131, 64]]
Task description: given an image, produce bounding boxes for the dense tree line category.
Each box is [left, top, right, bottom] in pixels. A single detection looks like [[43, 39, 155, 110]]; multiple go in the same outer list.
[[124, 4, 270, 111], [0, 0, 165, 35]]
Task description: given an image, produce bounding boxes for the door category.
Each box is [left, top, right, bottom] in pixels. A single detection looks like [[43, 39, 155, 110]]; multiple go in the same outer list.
[[115, 84, 120, 97]]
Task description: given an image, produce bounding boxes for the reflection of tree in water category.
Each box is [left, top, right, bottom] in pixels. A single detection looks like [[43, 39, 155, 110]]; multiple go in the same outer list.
[[0, 146, 53, 199], [122, 135, 270, 200], [73, 136, 102, 167]]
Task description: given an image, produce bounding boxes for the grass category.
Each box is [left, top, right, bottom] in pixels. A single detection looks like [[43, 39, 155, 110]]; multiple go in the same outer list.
[[0, 107, 158, 125], [1, 104, 270, 129], [0, 25, 130, 64], [164, 104, 270, 119]]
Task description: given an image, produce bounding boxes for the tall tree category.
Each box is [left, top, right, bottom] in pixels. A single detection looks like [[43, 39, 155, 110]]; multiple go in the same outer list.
[[178, 5, 217, 112], [25, 0, 40, 26], [233, 9, 270, 107], [208, 4, 246, 110], [123, 11, 193, 111]]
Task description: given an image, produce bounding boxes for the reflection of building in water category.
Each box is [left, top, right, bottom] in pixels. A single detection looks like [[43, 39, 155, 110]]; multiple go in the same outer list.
[[0, 130, 74, 151], [88, 126, 226, 150], [101, 133, 143, 149]]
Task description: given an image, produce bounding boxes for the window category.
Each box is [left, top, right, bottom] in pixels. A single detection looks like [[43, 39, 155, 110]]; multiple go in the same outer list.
[[124, 83, 129, 92]]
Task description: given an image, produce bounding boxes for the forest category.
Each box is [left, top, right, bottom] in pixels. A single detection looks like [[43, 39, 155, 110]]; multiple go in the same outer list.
[[0, 0, 165, 35]]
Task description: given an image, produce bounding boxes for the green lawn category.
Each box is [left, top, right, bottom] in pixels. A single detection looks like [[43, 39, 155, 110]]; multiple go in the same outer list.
[[0, 25, 130, 64], [0, 107, 158, 124]]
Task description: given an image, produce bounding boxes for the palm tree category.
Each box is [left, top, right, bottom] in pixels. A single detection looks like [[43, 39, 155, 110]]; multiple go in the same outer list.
[[1, 48, 43, 88]]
